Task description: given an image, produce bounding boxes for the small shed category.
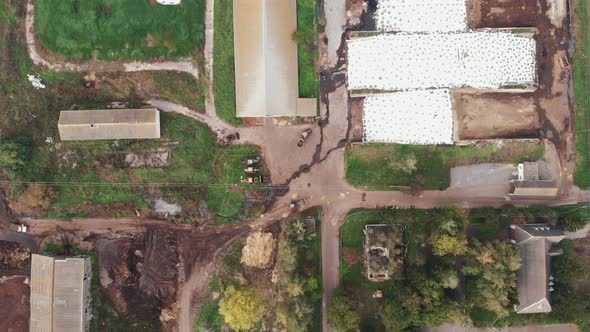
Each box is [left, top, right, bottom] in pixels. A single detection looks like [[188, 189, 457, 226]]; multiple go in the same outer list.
[[58, 109, 160, 141]]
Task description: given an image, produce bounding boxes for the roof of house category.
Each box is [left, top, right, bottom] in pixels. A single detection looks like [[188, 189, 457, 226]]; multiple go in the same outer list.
[[511, 180, 558, 197], [30, 255, 54, 332], [514, 225, 564, 314], [58, 109, 160, 141], [30, 255, 92, 332], [233, 0, 299, 117]]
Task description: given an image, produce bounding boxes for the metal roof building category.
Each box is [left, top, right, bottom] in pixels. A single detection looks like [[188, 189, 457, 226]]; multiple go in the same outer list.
[[30, 254, 92, 332], [513, 224, 565, 314], [233, 0, 316, 117], [58, 109, 160, 141]]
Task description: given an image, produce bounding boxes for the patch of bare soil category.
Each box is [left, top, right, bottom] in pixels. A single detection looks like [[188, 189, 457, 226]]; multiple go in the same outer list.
[[0, 275, 30, 332], [350, 98, 364, 142], [346, 0, 367, 28], [342, 247, 363, 266], [476, 0, 542, 28], [95, 229, 179, 325], [0, 240, 31, 272], [452, 90, 540, 140]]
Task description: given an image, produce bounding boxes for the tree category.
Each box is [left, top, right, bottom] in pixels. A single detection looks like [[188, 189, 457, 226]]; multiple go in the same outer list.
[[328, 295, 360, 332], [557, 213, 587, 232], [218, 286, 266, 331], [379, 301, 412, 332], [463, 240, 521, 318], [431, 235, 467, 256]]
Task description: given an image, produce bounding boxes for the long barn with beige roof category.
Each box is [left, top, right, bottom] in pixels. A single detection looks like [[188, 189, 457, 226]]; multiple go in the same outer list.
[[233, 0, 316, 117]]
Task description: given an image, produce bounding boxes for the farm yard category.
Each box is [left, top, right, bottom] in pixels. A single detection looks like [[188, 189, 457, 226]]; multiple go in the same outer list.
[[34, 0, 205, 60], [346, 0, 576, 193]]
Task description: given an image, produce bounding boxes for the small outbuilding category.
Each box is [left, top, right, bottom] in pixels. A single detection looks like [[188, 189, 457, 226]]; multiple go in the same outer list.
[[512, 224, 564, 314], [510, 162, 558, 197], [58, 109, 160, 141], [156, 0, 181, 4]]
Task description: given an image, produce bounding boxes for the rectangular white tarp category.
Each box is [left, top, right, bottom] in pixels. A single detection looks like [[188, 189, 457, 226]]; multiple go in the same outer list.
[[348, 32, 536, 91], [363, 89, 454, 145], [376, 0, 467, 32]]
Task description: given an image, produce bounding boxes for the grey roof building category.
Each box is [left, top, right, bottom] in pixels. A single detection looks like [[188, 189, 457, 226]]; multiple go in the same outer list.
[[30, 254, 92, 332], [512, 224, 565, 314], [510, 162, 558, 197], [58, 109, 160, 141]]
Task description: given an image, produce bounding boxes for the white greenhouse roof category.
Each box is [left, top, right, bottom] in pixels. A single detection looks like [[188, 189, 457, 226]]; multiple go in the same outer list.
[[363, 89, 454, 145], [348, 32, 536, 91], [376, 0, 467, 32]]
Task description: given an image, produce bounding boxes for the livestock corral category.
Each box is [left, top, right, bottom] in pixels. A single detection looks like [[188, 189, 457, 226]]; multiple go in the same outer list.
[[349, 0, 572, 152]]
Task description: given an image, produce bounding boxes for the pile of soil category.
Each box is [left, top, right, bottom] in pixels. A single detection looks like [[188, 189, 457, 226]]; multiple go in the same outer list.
[[96, 229, 179, 323], [0, 241, 30, 272]]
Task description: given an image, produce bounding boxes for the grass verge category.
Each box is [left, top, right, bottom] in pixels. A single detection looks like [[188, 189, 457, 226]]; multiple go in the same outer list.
[[213, 0, 241, 125], [35, 0, 204, 60], [345, 142, 544, 190], [574, 0, 590, 188], [296, 0, 318, 98]]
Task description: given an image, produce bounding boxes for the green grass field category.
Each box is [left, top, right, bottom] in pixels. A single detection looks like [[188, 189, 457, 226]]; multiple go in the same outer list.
[[213, 0, 241, 125], [296, 0, 318, 99], [18, 112, 257, 218], [574, 0, 590, 188], [345, 142, 544, 190], [35, 0, 204, 60]]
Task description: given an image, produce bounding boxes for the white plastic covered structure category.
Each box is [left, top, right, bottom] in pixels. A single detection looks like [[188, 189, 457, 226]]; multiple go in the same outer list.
[[363, 89, 454, 145], [348, 32, 536, 91], [376, 0, 468, 32]]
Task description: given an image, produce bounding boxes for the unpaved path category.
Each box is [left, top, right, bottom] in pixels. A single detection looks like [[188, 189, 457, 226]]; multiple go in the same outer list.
[[25, 0, 198, 78]]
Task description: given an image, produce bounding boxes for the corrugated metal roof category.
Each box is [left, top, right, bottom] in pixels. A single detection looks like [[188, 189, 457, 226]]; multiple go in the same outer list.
[[233, 0, 299, 117], [30, 255, 54, 332], [30, 255, 91, 332], [53, 259, 87, 332], [58, 109, 160, 141]]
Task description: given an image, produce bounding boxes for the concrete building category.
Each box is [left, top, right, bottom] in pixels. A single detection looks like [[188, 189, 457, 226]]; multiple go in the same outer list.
[[58, 109, 160, 141], [512, 224, 565, 314], [30, 254, 92, 332], [510, 162, 558, 197], [233, 0, 316, 117]]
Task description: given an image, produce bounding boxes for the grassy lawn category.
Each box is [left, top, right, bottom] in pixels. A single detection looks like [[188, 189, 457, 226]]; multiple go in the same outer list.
[[296, 0, 318, 99], [213, 0, 241, 125], [35, 0, 204, 60], [574, 0, 590, 188], [345, 142, 544, 190]]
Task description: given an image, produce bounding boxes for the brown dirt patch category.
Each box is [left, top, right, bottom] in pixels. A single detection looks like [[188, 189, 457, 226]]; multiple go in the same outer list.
[[95, 229, 179, 323], [241, 231, 276, 268], [350, 98, 364, 142], [342, 247, 363, 266], [0, 275, 30, 332], [452, 89, 540, 140], [475, 0, 542, 28]]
